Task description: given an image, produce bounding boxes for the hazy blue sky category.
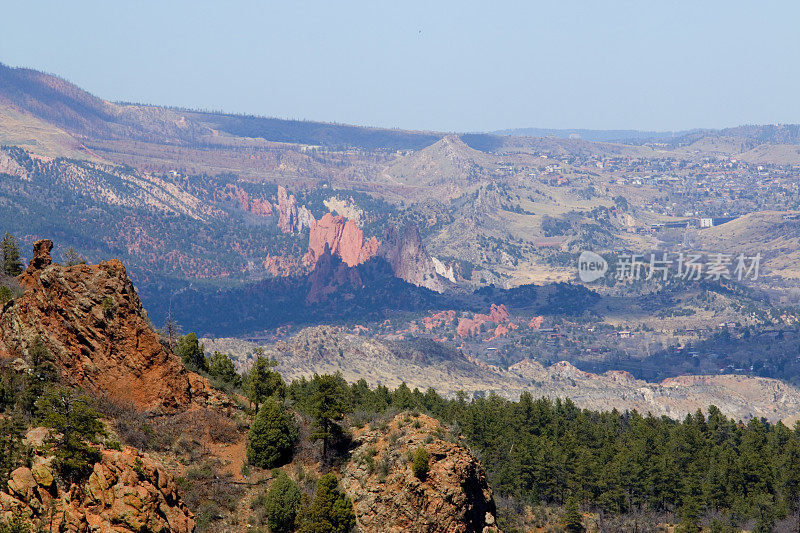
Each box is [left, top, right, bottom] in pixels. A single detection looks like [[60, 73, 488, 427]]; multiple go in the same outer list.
[[1, 1, 798, 132]]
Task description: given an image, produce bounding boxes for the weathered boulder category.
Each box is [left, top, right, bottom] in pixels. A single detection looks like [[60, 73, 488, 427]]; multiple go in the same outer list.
[[342, 413, 499, 533], [26, 239, 53, 272], [0, 444, 194, 532]]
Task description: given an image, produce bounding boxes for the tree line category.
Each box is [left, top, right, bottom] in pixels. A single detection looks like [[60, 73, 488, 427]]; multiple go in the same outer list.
[[219, 338, 800, 532]]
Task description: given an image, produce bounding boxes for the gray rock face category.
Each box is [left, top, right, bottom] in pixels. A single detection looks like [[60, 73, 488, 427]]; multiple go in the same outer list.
[[379, 225, 449, 292]]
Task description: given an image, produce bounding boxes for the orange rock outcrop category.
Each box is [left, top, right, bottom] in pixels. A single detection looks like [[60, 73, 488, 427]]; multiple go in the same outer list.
[[304, 212, 380, 267], [0, 240, 199, 412], [224, 183, 273, 216], [0, 436, 194, 532], [456, 304, 510, 338]]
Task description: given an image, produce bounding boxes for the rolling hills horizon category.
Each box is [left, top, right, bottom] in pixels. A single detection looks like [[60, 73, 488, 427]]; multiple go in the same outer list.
[[4, 60, 800, 150]]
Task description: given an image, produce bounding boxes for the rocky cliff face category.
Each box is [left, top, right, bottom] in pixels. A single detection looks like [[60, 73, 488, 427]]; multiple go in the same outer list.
[[277, 185, 314, 233], [305, 212, 379, 267], [342, 413, 499, 533], [0, 430, 193, 532], [224, 183, 273, 217], [0, 240, 203, 412], [305, 246, 366, 304], [378, 225, 448, 292], [304, 211, 448, 293]]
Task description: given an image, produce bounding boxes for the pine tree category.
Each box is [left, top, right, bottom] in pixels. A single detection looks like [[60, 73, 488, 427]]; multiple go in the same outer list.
[[782, 439, 800, 532], [245, 353, 285, 412], [0, 413, 26, 489], [309, 374, 350, 461], [163, 311, 180, 351], [36, 387, 106, 483], [261, 470, 302, 533], [62, 247, 85, 266], [412, 446, 430, 480], [391, 382, 414, 410], [247, 398, 297, 468], [20, 337, 59, 414], [1, 233, 22, 277], [0, 286, 12, 305], [298, 473, 355, 533], [562, 497, 584, 533], [175, 333, 208, 372], [208, 351, 241, 387]]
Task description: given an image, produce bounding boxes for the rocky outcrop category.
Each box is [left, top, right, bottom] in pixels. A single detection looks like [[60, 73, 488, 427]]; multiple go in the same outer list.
[[378, 225, 447, 292], [224, 183, 273, 217], [304, 211, 448, 292], [431, 257, 457, 282], [277, 185, 315, 233], [342, 413, 499, 533], [305, 246, 365, 304], [305, 212, 379, 267], [422, 310, 456, 330], [456, 304, 510, 338], [0, 240, 200, 412], [0, 438, 193, 532], [27, 239, 53, 271], [277, 185, 298, 233]]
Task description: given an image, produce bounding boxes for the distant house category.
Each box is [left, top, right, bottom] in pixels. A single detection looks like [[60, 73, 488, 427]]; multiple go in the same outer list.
[[699, 216, 737, 228]]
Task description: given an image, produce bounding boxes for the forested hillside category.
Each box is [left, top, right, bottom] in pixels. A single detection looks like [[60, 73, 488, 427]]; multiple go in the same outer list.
[[283, 375, 800, 532]]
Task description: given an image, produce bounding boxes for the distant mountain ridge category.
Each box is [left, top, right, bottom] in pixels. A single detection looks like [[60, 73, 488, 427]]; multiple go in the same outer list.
[[0, 61, 443, 151], [6, 61, 800, 153], [493, 126, 692, 143], [495, 124, 800, 146]]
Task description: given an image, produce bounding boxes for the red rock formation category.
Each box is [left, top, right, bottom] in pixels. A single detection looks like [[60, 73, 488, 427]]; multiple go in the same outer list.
[[487, 304, 509, 322], [305, 212, 379, 267], [423, 310, 456, 330], [456, 304, 510, 338], [27, 239, 53, 271], [529, 315, 544, 329], [277, 185, 297, 233], [486, 321, 517, 341], [0, 438, 194, 532], [305, 246, 365, 303], [305, 214, 449, 295], [0, 240, 201, 412], [225, 184, 273, 217]]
